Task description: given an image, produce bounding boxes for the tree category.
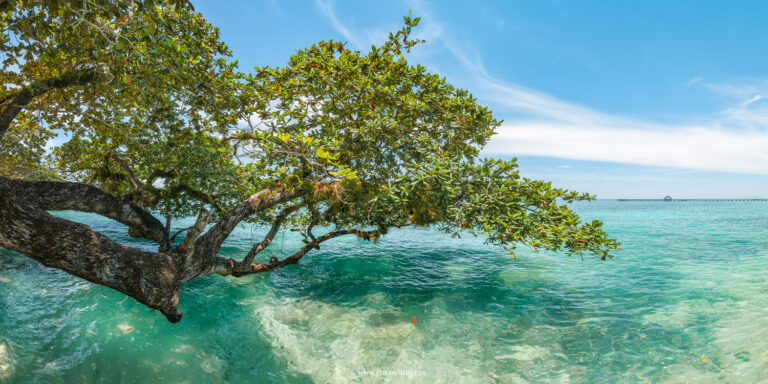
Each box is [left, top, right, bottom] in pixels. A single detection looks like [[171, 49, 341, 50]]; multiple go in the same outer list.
[[0, 1, 619, 323]]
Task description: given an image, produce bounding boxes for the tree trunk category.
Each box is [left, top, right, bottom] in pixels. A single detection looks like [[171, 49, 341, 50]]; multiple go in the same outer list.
[[0, 192, 184, 322]]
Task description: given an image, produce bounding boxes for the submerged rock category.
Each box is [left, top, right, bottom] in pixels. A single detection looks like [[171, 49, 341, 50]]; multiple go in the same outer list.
[[172, 344, 195, 353], [496, 345, 551, 362], [0, 343, 13, 379], [200, 354, 223, 374]]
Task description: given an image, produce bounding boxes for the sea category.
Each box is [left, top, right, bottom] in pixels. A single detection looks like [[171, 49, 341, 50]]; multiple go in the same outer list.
[[1, 200, 768, 383]]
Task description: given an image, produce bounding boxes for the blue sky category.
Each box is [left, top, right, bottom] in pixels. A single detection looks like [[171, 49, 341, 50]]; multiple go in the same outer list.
[[194, 0, 768, 198]]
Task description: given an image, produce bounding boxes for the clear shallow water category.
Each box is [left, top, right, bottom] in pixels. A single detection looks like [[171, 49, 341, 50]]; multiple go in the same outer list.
[[1, 201, 768, 383]]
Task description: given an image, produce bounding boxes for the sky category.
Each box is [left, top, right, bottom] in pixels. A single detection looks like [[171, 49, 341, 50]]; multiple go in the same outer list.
[[193, 0, 768, 198]]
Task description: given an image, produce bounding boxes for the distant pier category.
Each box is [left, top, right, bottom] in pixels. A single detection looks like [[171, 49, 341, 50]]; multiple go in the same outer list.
[[617, 199, 768, 202]]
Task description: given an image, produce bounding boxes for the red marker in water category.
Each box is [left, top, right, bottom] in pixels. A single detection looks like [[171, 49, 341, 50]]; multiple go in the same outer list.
[[411, 315, 417, 324]]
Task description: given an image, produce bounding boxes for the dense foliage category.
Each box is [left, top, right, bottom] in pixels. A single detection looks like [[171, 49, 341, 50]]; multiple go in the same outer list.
[[1, 1, 618, 263]]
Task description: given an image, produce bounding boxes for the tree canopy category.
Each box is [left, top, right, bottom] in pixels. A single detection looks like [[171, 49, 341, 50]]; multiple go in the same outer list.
[[0, 0, 619, 322]]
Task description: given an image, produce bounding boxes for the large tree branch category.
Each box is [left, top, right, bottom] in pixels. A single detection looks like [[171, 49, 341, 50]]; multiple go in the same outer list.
[[209, 228, 378, 277], [192, 186, 305, 262], [0, 194, 183, 322], [0, 69, 98, 140], [235, 203, 302, 273], [179, 209, 210, 256], [175, 209, 212, 282], [0, 176, 170, 250]]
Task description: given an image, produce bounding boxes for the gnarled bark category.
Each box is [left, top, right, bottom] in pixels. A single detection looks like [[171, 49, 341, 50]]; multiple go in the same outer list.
[[0, 192, 183, 322], [192, 186, 304, 263], [0, 176, 170, 250]]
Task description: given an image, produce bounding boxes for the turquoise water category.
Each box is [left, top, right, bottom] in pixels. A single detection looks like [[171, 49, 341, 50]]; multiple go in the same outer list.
[[1, 201, 768, 383]]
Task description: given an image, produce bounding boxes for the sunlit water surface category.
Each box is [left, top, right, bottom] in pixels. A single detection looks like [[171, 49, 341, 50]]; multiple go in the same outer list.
[[2, 201, 768, 383]]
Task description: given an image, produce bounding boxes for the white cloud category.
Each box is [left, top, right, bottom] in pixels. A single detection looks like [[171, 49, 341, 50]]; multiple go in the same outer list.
[[479, 75, 768, 174], [484, 121, 768, 175], [316, 0, 768, 176]]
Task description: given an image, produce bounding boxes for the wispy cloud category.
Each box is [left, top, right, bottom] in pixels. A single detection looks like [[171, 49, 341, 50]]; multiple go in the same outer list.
[[314, 0, 364, 49], [315, 0, 768, 175], [740, 94, 762, 108], [703, 79, 768, 130], [685, 76, 703, 87]]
